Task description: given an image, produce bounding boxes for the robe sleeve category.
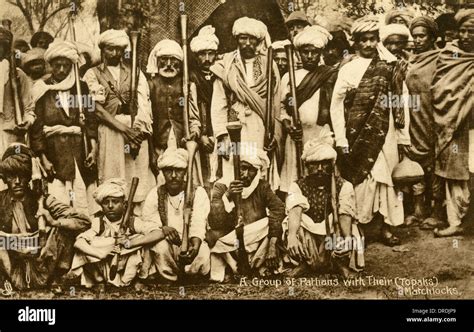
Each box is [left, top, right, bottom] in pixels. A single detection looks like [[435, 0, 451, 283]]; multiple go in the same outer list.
[[330, 67, 350, 147], [18, 68, 35, 125], [134, 70, 153, 134], [396, 81, 411, 145], [285, 182, 310, 212], [141, 186, 162, 227], [189, 187, 209, 240], [188, 82, 202, 136], [262, 181, 285, 239], [211, 78, 229, 138]]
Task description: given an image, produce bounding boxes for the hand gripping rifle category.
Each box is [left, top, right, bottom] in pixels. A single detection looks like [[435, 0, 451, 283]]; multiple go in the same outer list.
[[109, 177, 139, 280], [284, 44, 304, 178], [227, 122, 251, 275]]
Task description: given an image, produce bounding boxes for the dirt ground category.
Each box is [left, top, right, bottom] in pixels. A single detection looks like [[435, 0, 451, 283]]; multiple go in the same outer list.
[[2, 216, 472, 300]]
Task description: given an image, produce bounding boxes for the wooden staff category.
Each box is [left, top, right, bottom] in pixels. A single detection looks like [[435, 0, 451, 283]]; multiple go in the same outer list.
[[264, 46, 275, 161], [284, 44, 304, 178]]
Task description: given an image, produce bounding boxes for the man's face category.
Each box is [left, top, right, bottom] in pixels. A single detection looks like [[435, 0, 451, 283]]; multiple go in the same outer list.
[[288, 22, 307, 40], [299, 44, 321, 70], [323, 47, 341, 66], [274, 50, 288, 75], [355, 31, 379, 58], [4, 174, 30, 200], [36, 37, 51, 50], [237, 34, 258, 59], [26, 59, 46, 79], [101, 196, 126, 222], [50, 57, 72, 82], [102, 45, 124, 66], [444, 29, 458, 43], [412, 26, 435, 53], [196, 50, 217, 71], [240, 161, 258, 187], [163, 167, 186, 193], [158, 56, 181, 78], [306, 160, 333, 184], [389, 16, 408, 27], [0, 41, 10, 60], [383, 34, 408, 58], [459, 19, 474, 53]]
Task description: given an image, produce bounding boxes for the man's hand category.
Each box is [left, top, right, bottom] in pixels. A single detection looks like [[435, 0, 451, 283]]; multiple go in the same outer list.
[[265, 237, 279, 270], [162, 226, 181, 246], [200, 135, 215, 153], [288, 126, 303, 141], [283, 93, 294, 116], [84, 146, 97, 169], [287, 233, 302, 260], [264, 137, 277, 153], [179, 237, 201, 266], [226, 180, 244, 200], [122, 127, 143, 146], [35, 206, 56, 227], [398, 144, 411, 161], [41, 156, 56, 180], [11, 122, 29, 136]]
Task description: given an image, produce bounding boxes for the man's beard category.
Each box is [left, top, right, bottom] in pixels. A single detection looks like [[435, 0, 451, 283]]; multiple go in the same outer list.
[[106, 57, 121, 66], [240, 46, 256, 59], [306, 174, 331, 187]]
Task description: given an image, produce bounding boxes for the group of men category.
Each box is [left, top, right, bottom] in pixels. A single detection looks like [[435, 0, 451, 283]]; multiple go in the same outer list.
[[0, 6, 472, 292]]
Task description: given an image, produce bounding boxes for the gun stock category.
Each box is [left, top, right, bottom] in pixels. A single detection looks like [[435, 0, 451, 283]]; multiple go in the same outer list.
[[109, 177, 139, 280]]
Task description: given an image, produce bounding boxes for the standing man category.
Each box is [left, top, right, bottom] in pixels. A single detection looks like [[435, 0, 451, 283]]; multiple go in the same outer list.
[[83, 29, 156, 211], [330, 17, 410, 246], [30, 31, 54, 50], [141, 148, 210, 282], [30, 40, 99, 216], [272, 40, 291, 76], [285, 11, 312, 41], [279, 25, 337, 193], [189, 26, 220, 193], [431, 9, 474, 237], [210, 17, 281, 187], [146, 38, 201, 184], [404, 17, 441, 227], [21, 48, 48, 84]]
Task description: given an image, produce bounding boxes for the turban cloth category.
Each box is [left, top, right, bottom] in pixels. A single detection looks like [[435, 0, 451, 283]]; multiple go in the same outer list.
[[190, 25, 219, 53], [301, 125, 337, 162], [0, 143, 33, 177], [98, 29, 130, 49], [241, 148, 270, 171], [21, 47, 45, 67], [157, 148, 188, 169], [271, 39, 291, 51], [350, 16, 380, 36], [30, 31, 53, 48], [0, 27, 13, 44], [410, 16, 438, 37], [232, 16, 271, 47], [93, 178, 128, 204], [146, 39, 183, 75], [294, 25, 332, 49], [44, 40, 80, 64], [455, 9, 474, 26], [385, 9, 415, 26], [379, 24, 411, 42]]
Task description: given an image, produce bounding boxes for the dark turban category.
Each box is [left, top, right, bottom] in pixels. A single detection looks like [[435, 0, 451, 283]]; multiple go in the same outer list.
[[0, 143, 33, 177], [410, 16, 438, 38], [30, 31, 54, 48]]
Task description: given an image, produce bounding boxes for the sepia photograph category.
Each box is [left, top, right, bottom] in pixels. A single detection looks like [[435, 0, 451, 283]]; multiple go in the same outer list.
[[0, 0, 472, 327]]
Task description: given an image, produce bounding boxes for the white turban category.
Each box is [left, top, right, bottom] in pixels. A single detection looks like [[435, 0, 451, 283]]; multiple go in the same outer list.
[[379, 24, 410, 42], [146, 39, 183, 75], [232, 17, 271, 47], [293, 25, 332, 49], [301, 125, 337, 163], [93, 178, 128, 204], [241, 148, 270, 171], [271, 39, 291, 51], [350, 16, 380, 36], [44, 40, 80, 64], [190, 25, 219, 53], [157, 147, 188, 169], [98, 29, 130, 48], [21, 47, 45, 67]]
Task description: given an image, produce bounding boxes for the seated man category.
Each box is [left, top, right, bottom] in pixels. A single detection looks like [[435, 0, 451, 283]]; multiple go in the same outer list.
[[72, 178, 163, 288], [141, 148, 210, 282], [208, 149, 285, 282], [284, 126, 364, 278], [0, 143, 90, 291]]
